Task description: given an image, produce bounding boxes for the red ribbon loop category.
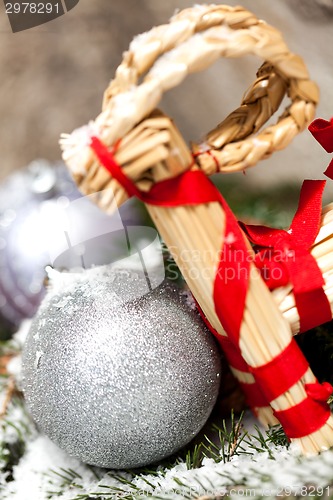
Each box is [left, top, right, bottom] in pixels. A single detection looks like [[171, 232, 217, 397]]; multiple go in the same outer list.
[[309, 117, 333, 153], [308, 117, 333, 179], [241, 180, 332, 332]]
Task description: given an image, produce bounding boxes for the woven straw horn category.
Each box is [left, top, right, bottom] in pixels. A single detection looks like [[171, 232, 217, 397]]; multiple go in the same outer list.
[[60, 5, 333, 455]]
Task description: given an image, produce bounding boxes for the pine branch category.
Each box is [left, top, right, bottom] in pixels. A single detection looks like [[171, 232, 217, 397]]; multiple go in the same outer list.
[[46, 411, 288, 499], [0, 394, 35, 487], [201, 410, 250, 464]]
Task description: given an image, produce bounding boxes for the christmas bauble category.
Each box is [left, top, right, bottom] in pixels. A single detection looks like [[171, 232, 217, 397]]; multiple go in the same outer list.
[[21, 267, 221, 469], [0, 160, 148, 331]]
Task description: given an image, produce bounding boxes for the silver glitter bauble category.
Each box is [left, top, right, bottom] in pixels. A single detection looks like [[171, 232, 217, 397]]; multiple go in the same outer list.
[[22, 267, 221, 469]]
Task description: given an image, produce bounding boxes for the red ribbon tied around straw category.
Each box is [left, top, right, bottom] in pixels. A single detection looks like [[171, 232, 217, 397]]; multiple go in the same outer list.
[[90, 135, 333, 438], [241, 180, 332, 332], [309, 117, 333, 179], [90, 135, 250, 341]]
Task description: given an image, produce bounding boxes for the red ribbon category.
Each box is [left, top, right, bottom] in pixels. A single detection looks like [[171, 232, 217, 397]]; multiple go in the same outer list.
[[241, 180, 332, 332], [249, 341, 309, 401], [90, 136, 332, 438], [308, 117, 333, 179], [306, 381, 333, 402], [274, 381, 332, 439], [90, 135, 250, 342], [194, 298, 269, 409]]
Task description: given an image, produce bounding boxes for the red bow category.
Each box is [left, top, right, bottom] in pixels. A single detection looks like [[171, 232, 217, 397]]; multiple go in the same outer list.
[[241, 180, 332, 332], [305, 381, 333, 403], [309, 117, 333, 179]]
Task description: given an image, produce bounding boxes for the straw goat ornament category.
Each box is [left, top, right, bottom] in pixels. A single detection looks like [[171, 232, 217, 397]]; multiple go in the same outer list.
[[60, 5, 333, 455]]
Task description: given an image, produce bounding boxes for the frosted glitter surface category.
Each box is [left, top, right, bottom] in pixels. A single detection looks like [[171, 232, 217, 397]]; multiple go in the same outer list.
[[22, 267, 221, 469]]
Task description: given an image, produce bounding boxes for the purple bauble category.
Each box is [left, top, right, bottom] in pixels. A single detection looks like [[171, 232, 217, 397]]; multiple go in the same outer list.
[[0, 160, 154, 329]]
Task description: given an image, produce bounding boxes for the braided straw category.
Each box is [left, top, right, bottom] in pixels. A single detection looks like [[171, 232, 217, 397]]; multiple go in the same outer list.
[[60, 5, 333, 455], [61, 4, 318, 177]]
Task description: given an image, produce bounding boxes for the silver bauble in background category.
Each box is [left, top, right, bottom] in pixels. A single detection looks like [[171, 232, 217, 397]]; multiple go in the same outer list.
[[21, 267, 221, 469], [0, 160, 147, 332]]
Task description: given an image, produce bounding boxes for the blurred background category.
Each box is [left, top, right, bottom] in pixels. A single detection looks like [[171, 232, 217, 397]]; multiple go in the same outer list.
[[0, 0, 333, 187]]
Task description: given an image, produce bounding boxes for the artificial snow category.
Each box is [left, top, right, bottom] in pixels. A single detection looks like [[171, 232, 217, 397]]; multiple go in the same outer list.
[[3, 311, 333, 499], [4, 436, 93, 500], [3, 414, 333, 499]]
